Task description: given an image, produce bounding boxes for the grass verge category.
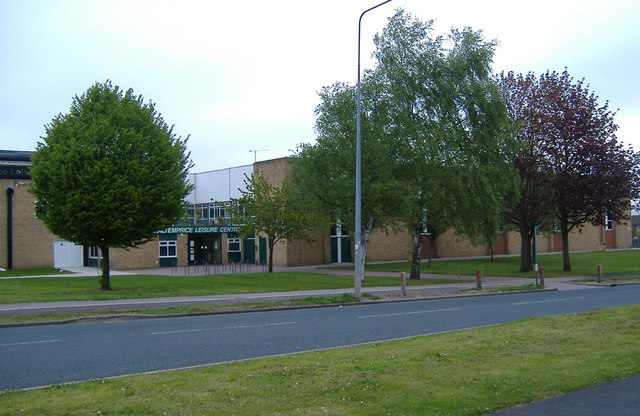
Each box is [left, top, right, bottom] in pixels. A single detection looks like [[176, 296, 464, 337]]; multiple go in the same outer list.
[[2, 304, 639, 415], [0, 268, 70, 277], [0, 293, 380, 325], [0, 272, 459, 304], [366, 249, 640, 278]]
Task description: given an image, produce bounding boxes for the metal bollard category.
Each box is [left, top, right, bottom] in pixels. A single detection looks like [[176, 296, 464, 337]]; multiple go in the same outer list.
[[476, 269, 482, 291]]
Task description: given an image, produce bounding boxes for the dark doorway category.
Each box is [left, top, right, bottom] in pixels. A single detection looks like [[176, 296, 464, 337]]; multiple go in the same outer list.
[[188, 234, 221, 265]]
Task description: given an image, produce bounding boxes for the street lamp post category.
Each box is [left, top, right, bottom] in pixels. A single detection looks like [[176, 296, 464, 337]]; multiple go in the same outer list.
[[355, 0, 392, 299]]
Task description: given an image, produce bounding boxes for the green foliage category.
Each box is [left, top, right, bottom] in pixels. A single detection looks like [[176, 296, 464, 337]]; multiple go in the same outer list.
[[30, 81, 192, 289], [370, 9, 517, 277], [231, 174, 313, 272], [292, 81, 405, 234]]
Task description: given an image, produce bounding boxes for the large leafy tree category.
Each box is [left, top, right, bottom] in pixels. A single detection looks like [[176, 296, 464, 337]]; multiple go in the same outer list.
[[291, 78, 405, 282], [372, 10, 515, 279], [30, 81, 192, 289], [498, 70, 640, 271], [537, 70, 639, 271], [232, 174, 311, 273], [496, 72, 555, 272]]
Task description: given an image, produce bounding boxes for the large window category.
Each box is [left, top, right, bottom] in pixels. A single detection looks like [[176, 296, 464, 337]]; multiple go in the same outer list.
[[227, 238, 241, 252], [159, 241, 177, 257], [196, 204, 209, 222], [185, 202, 236, 224]]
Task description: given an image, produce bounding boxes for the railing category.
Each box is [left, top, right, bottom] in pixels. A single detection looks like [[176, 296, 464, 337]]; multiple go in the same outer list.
[[171, 261, 267, 276]]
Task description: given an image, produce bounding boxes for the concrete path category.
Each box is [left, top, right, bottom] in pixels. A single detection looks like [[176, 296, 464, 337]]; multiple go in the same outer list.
[[489, 374, 640, 416]]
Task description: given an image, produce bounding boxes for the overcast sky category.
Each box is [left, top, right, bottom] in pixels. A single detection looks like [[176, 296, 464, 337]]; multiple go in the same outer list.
[[1, 0, 638, 172]]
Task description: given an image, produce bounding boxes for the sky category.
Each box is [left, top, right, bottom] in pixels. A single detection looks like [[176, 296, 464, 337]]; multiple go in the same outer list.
[[1, 0, 638, 173]]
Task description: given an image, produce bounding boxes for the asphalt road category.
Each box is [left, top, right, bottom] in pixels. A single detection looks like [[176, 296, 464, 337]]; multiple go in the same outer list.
[[1, 285, 639, 391]]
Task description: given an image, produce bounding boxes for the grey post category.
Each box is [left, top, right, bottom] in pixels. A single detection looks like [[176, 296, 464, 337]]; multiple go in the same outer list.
[[355, 0, 393, 299]]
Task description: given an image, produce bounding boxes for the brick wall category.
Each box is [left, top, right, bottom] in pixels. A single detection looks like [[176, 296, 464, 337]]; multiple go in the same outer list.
[[1, 179, 58, 269]]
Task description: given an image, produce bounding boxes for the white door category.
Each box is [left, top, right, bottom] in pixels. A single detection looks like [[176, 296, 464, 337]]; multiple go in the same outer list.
[[53, 241, 83, 268]]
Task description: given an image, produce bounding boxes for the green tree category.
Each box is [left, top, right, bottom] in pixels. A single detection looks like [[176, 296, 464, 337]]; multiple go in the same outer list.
[[373, 10, 515, 279], [30, 81, 192, 290], [232, 174, 311, 273], [291, 79, 405, 282]]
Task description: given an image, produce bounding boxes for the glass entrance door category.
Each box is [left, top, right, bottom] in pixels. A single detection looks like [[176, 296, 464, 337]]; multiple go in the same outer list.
[[188, 234, 220, 265]]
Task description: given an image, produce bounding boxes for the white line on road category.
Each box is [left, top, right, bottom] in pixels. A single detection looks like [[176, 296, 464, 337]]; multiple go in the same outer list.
[[512, 297, 585, 306], [151, 321, 297, 335], [1, 339, 61, 347], [357, 308, 460, 319]]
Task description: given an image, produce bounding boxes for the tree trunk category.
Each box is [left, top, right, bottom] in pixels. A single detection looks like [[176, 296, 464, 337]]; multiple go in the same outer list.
[[357, 216, 374, 283], [427, 235, 435, 267], [409, 215, 422, 280], [560, 213, 572, 271], [268, 237, 275, 273], [519, 226, 531, 272], [489, 242, 494, 262], [99, 245, 111, 290]]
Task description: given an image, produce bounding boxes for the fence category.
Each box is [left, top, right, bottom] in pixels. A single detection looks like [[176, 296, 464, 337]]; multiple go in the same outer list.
[[170, 262, 268, 276]]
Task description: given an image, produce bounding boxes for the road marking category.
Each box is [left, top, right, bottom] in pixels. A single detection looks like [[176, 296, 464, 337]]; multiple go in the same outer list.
[[1, 339, 61, 347], [357, 307, 460, 319], [512, 296, 585, 306], [151, 321, 297, 335]]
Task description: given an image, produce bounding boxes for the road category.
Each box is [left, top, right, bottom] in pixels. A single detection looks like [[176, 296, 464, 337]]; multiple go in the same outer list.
[[1, 285, 639, 391]]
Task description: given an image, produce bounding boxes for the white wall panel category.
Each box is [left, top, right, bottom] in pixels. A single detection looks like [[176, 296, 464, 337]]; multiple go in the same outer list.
[[186, 164, 253, 204]]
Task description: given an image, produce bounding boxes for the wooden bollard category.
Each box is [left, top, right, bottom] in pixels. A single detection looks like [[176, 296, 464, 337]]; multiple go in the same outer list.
[[597, 264, 602, 283], [400, 272, 407, 297]]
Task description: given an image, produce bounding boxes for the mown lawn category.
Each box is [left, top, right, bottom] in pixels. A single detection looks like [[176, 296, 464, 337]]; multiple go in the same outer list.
[[3, 304, 639, 415], [0, 268, 70, 277], [366, 249, 640, 278], [0, 272, 459, 304]]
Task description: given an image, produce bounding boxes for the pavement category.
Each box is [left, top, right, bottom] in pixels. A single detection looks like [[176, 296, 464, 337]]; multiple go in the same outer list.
[[0, 265, 596, 316], [488, 374, 640, 416], [2, 264, 639, 414]]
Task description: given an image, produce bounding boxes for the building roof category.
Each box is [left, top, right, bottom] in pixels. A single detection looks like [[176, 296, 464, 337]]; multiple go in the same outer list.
[[0, 150, 33, 163]]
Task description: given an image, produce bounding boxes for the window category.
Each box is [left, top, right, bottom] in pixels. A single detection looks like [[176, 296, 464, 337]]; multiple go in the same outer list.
[[89, 246, 101, 259], [605, 214, 613, 230], [196, 204, 208, 222], [209, 204, 220, 220], [159, 241, 177, 257], [186, 205, 195, 222], [227, 238, 241, 252], [208, 202, 235, 220]]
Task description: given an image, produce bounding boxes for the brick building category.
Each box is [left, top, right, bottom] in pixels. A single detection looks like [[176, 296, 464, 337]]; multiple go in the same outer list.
[[0, 151, 633, 270]]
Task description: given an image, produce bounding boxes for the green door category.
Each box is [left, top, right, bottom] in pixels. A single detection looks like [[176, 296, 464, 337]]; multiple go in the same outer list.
[[341, 237, 351, 263], [331, 237, 351, 263], [244, 238, 255, 263], [259, 237, 267, 265]]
